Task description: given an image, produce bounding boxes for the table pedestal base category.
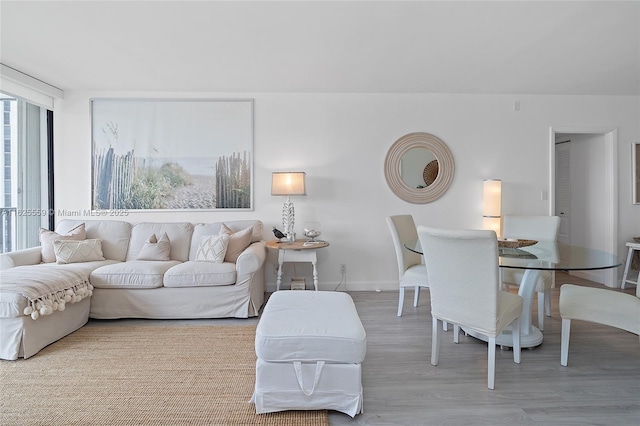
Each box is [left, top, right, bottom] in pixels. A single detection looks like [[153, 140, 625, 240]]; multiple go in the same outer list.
[[463, 325, 543, 349]]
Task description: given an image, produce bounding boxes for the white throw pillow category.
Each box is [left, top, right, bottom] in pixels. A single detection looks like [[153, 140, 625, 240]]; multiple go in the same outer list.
[[195, 234, 229, 263], [54, 238, 105, 264], [39, 223, 86, 263], [137, 233, 171, 261], [219, 224, 253, 263]]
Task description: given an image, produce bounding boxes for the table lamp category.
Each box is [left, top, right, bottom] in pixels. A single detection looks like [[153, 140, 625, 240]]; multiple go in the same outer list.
[[271, 172, 306, 241]]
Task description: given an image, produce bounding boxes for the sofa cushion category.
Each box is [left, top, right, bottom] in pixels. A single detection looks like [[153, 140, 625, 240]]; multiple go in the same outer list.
[[127, 223, 193, 262], [40, 223, 86, 263], [137, 233, 171, 261], [163, 261, 237, 288], [189, 221, 264, 261], [195, 235, 228, 263], [56, 220, 132, 262], [47, 259, 121, 277], [54, 238, 105, 264], [90, 260, 181, 289], [219, 225, 253, 263]]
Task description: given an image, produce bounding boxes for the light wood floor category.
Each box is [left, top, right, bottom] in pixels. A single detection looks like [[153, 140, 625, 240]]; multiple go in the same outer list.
[[330, 273, 639, 426], [87, 273, 639, 425]]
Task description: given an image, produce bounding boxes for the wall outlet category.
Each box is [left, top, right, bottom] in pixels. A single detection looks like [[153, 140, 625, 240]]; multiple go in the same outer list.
[[340, 264, 347, 274]]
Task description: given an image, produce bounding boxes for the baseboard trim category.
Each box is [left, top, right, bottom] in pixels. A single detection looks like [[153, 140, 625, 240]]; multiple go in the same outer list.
[[265, 281, 399, 292]]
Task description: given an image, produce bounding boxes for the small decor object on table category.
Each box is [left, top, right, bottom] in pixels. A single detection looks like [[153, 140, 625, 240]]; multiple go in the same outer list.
[[272, 227, 286, 240], [497, 238, 538, 249], [303, 221, 322, 245]]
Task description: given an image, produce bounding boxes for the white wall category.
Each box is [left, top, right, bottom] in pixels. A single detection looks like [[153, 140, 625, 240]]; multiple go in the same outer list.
[[54, 92, 640, 291]]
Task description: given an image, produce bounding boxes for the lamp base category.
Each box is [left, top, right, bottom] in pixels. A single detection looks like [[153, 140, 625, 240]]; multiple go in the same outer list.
[[280, 233, 295, 242], [282, 197, 295, 242]]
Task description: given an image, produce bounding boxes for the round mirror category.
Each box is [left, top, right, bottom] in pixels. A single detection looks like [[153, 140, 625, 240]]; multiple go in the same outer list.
[[400, 148, 437, 188], [384, 132, 455, 203]]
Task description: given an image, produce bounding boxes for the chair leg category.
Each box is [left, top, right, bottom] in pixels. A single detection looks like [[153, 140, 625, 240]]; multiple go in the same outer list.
[[397, 287, 405, 317], [431, 317, 441, 366], [413, 286, 420, 307], [537, 291, 545, 331], [512, 317, 521, 364], [488, 337, 496, 390], [561, 318, 571, 366], [545, 288, 551, 317]]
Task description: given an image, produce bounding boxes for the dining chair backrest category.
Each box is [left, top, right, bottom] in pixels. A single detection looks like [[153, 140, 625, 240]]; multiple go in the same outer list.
[[386, 215, 422, 278], [503, 215, 560, 242], [418, 226, 502, 337]]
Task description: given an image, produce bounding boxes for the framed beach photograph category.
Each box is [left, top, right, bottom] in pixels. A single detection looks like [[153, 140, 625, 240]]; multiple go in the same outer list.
[[91, 99, 253, 210]]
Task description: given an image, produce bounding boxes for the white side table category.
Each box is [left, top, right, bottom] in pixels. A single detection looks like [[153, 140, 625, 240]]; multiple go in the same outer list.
[[621, 241, 640, 289], [266, 240, 330, 291]]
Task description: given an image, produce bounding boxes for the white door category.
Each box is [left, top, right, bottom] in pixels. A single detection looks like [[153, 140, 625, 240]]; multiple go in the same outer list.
[[555, 142, 571, 245]]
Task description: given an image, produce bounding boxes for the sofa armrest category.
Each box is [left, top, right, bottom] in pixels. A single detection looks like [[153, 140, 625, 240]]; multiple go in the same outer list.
[[236, 241, 267, 274], [0, 246, 42, 270]]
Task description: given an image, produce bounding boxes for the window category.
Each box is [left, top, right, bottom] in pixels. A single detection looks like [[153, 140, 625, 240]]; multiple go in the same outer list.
[[0, 93, 53, 252]]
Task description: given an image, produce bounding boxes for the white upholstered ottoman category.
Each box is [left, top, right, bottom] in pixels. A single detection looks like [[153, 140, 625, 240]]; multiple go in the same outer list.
[[251, 291, 366, 417]]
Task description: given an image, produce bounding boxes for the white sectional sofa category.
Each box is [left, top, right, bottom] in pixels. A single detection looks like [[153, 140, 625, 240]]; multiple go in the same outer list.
[[0, 219, 266, 360]]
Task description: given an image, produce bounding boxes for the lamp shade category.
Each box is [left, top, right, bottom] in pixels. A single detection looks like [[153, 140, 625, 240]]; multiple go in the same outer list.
[[483, 179, 502, 237], [483, 179, 502, 217], [482, 217, 502, 236], [271, 172, 306, 196]]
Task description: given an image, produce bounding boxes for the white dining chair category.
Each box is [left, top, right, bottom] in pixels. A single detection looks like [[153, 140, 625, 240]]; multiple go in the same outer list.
[[560, 283, 640, 366], [418, 226, 523, 390], [386, 215, 430, 317], [502, 215, 560, 331]]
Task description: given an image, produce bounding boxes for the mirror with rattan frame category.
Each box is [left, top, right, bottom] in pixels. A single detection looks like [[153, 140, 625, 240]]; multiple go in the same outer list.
[[384, 132, 455, 203]]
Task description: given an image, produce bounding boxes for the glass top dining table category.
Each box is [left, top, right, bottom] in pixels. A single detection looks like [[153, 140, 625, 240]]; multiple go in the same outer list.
[[405, 239, 620, 272], [404, 239, 621, 348]]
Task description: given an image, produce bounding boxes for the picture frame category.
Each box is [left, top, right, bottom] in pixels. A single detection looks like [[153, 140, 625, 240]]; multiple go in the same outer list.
[[91, 98, 253, 211], [633, 142, 640, 205]]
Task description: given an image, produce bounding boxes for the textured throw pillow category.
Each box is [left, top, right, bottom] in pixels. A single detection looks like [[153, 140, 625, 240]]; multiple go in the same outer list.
[[219, 224, 253, 263], [137, 233, 171, 261], [39, 223, 86, 263], [195, 234, 229, 263], [54, 238, 105, 264]]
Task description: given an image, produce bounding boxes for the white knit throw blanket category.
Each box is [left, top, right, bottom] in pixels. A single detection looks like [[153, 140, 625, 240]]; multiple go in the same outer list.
[[0, 266, 93, 320]]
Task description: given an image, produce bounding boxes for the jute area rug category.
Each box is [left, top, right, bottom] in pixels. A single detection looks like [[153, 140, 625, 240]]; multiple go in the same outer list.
[[0, 325, 329, 426]]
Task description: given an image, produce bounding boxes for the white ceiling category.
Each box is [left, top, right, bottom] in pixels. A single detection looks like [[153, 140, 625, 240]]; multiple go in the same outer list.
[[1, 1, 639, 95]]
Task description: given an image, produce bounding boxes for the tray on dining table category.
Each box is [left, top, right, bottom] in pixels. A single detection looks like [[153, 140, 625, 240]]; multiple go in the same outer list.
[[497, 238, 538, 249]]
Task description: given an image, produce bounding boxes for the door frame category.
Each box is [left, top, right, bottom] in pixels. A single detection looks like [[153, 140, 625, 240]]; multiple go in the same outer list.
[[548, 126, 618, 288]]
